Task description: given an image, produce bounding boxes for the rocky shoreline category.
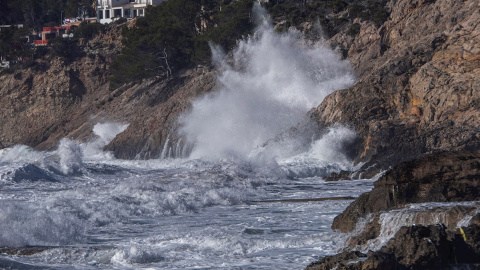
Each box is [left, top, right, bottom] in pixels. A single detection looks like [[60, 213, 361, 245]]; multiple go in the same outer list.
[[304, 0, 480, 267], [0, 0, 479, 268], [306, 151, 480, 269]]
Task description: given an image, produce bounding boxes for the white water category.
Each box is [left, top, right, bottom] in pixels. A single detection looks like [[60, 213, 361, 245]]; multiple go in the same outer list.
[[0, 123, 374, 269], [0, 5, 372, 269], [356, 202, 480, 253], [180, 5, 354, 162]]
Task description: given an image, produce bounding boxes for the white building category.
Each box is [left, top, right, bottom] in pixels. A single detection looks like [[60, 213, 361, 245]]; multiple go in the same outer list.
[[97, 0, 166, 24]]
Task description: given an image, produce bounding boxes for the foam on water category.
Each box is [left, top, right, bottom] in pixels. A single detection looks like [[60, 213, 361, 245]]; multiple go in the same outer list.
[[277, 125, 358, 178], [0, 202, 86, 247], [82, 122, 129, 160], [0, 5, 372, 270], [57, 138, 84, 175]]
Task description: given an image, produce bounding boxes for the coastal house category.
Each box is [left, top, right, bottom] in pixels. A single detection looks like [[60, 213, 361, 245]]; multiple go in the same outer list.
[[34, 26, 73, 46], [97, 0, 166, 24]]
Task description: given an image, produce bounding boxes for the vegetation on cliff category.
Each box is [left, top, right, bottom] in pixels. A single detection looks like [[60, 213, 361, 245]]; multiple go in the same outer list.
[[264, 0, 389, 36], [109, 0, 255, 88], [0, 0, 95, 30], [108, 0, 390, 88]]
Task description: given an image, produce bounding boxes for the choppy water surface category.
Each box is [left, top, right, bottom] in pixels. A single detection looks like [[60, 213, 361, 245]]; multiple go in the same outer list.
[[0, 144, 374, 270], [0, 5, 373, 269]]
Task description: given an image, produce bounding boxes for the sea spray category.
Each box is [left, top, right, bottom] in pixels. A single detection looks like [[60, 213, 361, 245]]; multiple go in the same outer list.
[[181, 4, 355, 161], [82, 122, 129, 160], [57, 138, 84, 175], [276, 125, 358, 178]]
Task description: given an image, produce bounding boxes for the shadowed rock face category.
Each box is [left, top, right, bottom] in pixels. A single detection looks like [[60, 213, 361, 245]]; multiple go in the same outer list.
[[308, 151, 480, 270], [332, 151, 480, 233], [306, 223, 480, 270], [311, 0, 480, 171]]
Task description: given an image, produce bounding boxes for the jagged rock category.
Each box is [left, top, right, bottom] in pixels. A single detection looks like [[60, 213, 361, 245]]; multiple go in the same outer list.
[[312, 0, 480, 170], [308, 224, 480, 270], [0, 23, 123, 150], [0, 22, 217, 158], [105, 66, 218, 159], [347, 205, 479, 248], [332, 151, 480, 233], [381, 225, 451, 268], [305, 251, 367, 270]]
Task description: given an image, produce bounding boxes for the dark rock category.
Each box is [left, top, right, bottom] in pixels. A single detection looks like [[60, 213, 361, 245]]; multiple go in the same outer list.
[[381, 225, 451, 268], [332, 151, 480, 233], [305, 251, 367, 270], [308, 223, 480, 270], [324, 170, 353, 181]]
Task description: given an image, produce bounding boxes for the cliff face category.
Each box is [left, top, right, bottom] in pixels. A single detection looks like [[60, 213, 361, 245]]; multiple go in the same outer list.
[[0, 24, 122, 150], [0, 0, 478, 166], [305, 1, 480, 267], [311, 0, 480, 170], [0, 22, 217, 157]]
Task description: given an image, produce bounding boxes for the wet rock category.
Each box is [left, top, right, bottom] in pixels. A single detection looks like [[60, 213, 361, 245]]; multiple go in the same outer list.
[[305, 251, 367, 270], [308, 224, 480, 270], [381, 225, 451, 268], [332, 151, 480, 233], [312, 0, 480, 170]]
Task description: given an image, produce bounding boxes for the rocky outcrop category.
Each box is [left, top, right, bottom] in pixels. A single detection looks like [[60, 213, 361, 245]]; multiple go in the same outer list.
[[306, 151, 480, 270], [332, 151, 480, 233], [311, 0, 480, 170], [1, 0, 478, 163], [104, 66, 217, 159], [0, 23, 123, 150], [307, 224, 480, 270], [0, 22, 218, 158]]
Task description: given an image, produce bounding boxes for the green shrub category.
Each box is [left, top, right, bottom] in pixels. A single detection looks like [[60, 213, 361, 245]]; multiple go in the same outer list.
[[347, 23, 361, 36], [75, 22, 105, 39], [50, 36, 78, 58], [109, 0, 255, 88]]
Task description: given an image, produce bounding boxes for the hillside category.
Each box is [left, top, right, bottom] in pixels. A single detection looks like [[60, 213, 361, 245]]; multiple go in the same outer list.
[[0, 0, 479, 267]]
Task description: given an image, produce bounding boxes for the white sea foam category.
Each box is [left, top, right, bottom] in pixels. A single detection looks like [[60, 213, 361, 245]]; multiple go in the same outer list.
[[0, 202, 85, 247], [276, 125, 358, 178], [82, 122, 129, 160], [357, 202, 480, 252], [181, 4, 355, 162], [0, 5, 372, 270], [0, 145, 46, 165], [57, 138, 84, 175]]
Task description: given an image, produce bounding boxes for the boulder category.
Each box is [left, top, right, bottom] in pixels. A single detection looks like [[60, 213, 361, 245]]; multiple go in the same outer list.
[[332, 151, 480, 233]]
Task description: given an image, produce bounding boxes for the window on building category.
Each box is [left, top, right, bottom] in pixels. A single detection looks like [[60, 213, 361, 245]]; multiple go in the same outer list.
[[105, 10, 110, 18], [45, 33, 56, 39], [98, 11, 104, 19]]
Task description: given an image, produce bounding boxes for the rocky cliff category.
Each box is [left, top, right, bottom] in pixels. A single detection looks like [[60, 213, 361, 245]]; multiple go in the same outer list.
[[305, 0, 480, 267], [0, 22, 217, 157], [306, 152, 480, 269], [1, 0, 479, 268], [311, 0, 480, 171], [1, 0, 478, 166]]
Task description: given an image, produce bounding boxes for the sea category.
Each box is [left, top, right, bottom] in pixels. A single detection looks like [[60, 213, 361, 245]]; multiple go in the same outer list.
[[0, 5, 377, 269]]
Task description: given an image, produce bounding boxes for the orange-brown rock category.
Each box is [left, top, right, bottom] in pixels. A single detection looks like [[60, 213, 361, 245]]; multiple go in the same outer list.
[[311, 0, 480, 170]]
